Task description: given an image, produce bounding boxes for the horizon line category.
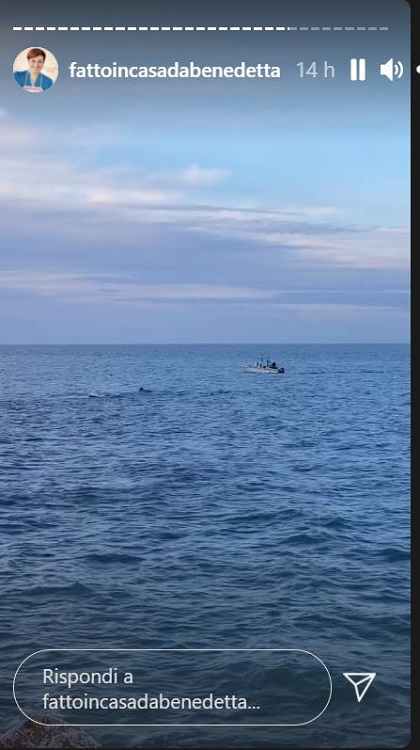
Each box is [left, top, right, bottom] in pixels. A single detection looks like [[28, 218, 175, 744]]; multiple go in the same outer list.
[[0, 342, 410, 347]]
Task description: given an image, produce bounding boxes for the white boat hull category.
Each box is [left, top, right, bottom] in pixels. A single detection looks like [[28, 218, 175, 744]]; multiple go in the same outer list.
[[241, 366, 284, 374]]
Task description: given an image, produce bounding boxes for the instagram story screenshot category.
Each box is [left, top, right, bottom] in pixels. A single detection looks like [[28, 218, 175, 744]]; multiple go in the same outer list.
[[0, 1, 414, 749]]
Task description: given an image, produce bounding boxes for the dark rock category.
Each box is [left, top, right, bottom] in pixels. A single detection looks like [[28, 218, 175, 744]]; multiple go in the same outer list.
[[0, 715, 100, 749]]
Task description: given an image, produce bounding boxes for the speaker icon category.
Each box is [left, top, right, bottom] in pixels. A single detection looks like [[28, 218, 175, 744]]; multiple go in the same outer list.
[[380, 58, 404, 81]]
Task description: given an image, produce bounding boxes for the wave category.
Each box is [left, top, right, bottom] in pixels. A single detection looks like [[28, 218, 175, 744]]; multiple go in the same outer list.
[[84, 552, 142, 565], [379, 546, 410, 562], [19, 581, 93, 598]]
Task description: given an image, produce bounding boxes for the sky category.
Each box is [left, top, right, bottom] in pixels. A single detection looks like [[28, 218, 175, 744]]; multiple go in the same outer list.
[[0, 0, 411, 343]]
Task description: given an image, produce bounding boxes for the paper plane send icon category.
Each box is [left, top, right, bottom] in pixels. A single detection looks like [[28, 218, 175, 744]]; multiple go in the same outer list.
[[343, 673, 376, 702]]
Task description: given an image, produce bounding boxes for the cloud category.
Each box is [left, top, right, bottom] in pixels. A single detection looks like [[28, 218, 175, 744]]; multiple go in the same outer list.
[[86, 187, 181, 206], [0, 272, 277, 304], [198, 224, 409, 270], [0, 272, 408, 313], [0, 117, 409, 273], [179, 164, 231, 187]]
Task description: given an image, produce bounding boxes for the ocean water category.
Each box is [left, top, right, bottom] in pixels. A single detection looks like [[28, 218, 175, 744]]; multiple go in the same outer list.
[[0, 344, 410, 748]]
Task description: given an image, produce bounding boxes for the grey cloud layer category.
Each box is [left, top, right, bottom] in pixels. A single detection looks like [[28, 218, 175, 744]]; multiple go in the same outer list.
[[0, 118, 408, 277]]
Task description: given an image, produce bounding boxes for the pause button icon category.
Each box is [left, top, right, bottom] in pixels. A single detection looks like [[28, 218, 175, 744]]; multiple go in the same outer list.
[[350, 58, 367, 81]]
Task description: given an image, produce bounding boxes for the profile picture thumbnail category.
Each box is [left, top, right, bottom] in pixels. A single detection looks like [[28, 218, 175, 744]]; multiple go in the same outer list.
[[13, 47, 58, 93]]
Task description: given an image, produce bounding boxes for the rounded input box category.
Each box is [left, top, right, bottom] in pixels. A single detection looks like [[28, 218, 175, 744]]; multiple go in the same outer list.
[[14, 648, 332, 727]]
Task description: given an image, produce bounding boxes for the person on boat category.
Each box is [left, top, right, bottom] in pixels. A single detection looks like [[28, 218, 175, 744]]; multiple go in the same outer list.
[[14, 48, 54, 92], [271, 361, 277, 369]]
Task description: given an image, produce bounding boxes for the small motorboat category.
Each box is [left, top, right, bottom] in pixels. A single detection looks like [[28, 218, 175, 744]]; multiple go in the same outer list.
[[241, 356, 285, 374]]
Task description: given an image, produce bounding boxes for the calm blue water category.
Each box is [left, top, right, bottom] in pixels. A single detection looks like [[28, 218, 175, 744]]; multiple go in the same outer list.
[[0, 345, 410, 748]]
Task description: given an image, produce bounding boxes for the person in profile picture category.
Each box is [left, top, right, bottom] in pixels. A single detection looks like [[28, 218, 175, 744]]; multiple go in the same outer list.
[[14, 48, 54, 92]]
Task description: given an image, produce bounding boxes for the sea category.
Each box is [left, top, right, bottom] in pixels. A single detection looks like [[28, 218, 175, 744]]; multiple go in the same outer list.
[[0, 344, 410, 748]]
